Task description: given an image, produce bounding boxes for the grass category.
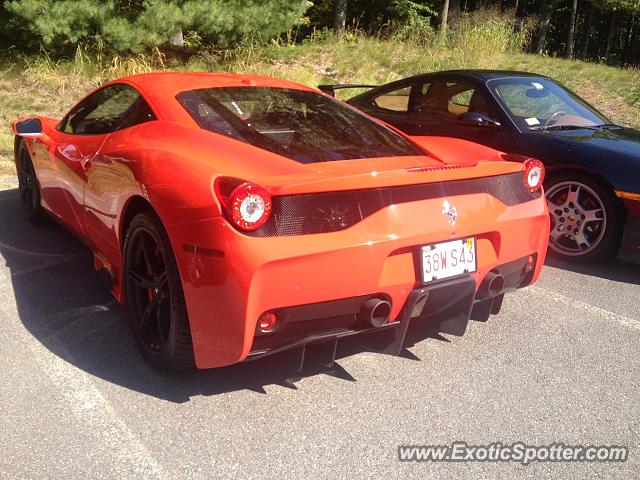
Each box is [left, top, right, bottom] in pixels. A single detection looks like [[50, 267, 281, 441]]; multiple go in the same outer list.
[[1, 14, 639, 175]]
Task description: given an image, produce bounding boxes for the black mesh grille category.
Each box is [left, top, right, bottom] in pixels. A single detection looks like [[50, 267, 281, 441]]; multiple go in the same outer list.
[[250, 172, 539, 237]]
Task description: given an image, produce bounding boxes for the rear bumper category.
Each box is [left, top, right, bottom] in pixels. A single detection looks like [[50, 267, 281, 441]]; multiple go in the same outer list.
[[167, 192, 549, 369], [248, 255, 535, 361]]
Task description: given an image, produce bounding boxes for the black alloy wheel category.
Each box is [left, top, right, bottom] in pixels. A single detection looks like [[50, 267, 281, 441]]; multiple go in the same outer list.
[[16, 140, 45, 223], [123, 212, 194, 371]]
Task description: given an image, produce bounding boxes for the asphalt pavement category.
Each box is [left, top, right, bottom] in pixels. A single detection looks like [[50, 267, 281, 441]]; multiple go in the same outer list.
[[0, 183, 638, 479]]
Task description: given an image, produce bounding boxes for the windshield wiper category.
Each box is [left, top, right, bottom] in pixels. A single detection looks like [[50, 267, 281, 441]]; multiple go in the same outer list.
[[532, 124, 595, 131], [595, 123, 623, 129]]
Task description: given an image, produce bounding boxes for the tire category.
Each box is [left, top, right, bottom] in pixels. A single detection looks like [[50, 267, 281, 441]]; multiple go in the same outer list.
[[15, 139, 46, 224], [123, 212, 195, 371], [545, 171, 623, 262]]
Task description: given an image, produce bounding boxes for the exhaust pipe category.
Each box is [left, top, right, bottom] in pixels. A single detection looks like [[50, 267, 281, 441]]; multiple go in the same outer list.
[[359, 298, 392, 328], [477, 271, 505, 300]]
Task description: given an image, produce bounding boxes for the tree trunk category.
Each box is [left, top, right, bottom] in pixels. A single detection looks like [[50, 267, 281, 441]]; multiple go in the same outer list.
[[440, 0, 450, 32], [449, 0, 461, 27], [621, 13, 635, 65], [634, 26, 640, 67], [581, 1, 593, 59], [169, 26, 184, 48], [604, 11, 617, 60], [333, 0, 347, 35], [535, 1, 554, 54], [516, 0, 527, 33], [566, 0, 578, 58]]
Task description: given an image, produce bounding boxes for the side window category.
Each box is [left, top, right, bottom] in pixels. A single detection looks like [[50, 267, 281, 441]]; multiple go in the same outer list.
[[371, 86, 411, 112], [416, 81, 456, 118], [61, 84, 156, 135], [448, 86, 473, 114], [447, 82, 497, 119], [417, 80, 500, 124]]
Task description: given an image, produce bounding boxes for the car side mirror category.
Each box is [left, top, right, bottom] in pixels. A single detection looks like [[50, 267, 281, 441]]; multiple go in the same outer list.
[[13, 118, 43, 137], [458, 112, 501, 127]]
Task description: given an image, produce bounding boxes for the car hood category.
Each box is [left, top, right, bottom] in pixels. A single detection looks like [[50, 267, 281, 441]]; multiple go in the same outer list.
[[547, 127, 640, 159]]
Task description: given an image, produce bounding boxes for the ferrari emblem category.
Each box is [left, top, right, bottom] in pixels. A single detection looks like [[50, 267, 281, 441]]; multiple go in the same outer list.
[[442, 200, 458, 226]]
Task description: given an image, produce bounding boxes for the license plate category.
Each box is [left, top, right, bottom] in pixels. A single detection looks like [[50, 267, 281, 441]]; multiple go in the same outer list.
[[421, 238, 477, 283]]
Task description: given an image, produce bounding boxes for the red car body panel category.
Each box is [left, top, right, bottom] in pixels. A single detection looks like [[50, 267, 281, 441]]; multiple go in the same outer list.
[[14, 73, 549, 369]]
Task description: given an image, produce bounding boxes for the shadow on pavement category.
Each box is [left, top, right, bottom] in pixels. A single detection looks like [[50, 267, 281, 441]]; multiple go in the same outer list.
[[544, 254, 640, 285], [0, 188, 446, 403]]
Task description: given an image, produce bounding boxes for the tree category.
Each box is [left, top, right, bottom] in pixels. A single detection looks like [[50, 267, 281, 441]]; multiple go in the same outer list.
[[6, 0, 113, 46], [580, 0, 594, 59], [535, 0, 557, 54], [604, 10, 618, 58], [594, 0, 640, 61], [333, 0, 347, 34], [621, 10, 636, 63], [440, 0, 450, 31], [5, 0, 310, 52], [304, 0, 436, 35], [449, 0, 461, 27], [566, 0, 578, 58]]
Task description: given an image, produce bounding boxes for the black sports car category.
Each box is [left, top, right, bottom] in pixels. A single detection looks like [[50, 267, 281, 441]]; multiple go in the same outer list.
[[320, 71, 640, 262]]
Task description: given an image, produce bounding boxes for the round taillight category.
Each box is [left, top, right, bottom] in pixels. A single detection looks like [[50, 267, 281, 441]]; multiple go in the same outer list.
[[523, 159, 545, 192], [227, 182, 272, 231], [257, 312, 278, 333]]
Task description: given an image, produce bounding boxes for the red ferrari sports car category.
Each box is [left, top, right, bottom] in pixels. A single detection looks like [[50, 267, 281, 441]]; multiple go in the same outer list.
[[12, 72, 549, 371]]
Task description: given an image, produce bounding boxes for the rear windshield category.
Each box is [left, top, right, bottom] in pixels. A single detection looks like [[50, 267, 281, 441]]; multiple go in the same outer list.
[[176, 87, 422, 163]]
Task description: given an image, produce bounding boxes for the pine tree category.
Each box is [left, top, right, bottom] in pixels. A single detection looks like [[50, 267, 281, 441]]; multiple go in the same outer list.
[[5, 0, 309, 52]]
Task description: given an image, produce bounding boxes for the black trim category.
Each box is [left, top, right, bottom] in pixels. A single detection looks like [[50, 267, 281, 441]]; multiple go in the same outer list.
[[248, 275, 476, 359], [247, 255, 536, 361], [251, 293, 388, 348], [251, 172, 539, 237], [318, 84, 378, 97]]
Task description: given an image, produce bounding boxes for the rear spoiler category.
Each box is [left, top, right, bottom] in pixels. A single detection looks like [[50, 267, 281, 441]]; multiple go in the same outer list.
[[318, 84, 378, 97]]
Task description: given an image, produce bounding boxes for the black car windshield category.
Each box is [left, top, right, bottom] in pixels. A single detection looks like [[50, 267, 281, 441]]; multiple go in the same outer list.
[[488, 77, 609, 131], [176, 87, 423, 163]]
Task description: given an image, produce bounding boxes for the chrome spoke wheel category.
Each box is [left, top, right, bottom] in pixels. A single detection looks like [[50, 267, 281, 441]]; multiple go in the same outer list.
[[546, 181, 607, 256]]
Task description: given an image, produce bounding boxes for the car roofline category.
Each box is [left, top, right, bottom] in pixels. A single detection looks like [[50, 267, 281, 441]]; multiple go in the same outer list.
[[373, 70, 552, 85]]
